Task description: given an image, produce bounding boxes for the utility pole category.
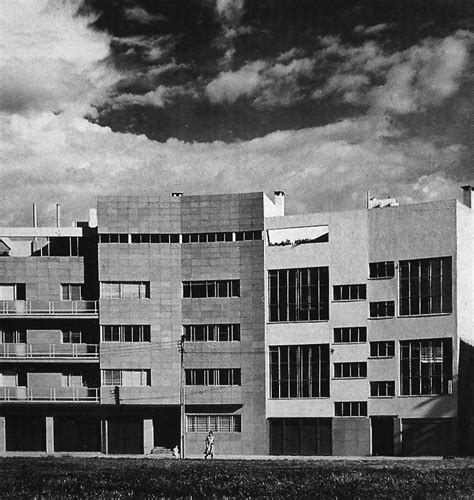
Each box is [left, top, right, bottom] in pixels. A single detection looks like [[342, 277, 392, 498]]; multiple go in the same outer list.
[[179, 334, 186, 459]]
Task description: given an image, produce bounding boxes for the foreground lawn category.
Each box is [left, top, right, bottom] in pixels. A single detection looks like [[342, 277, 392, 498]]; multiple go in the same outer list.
[[0, 457, 473, 498]]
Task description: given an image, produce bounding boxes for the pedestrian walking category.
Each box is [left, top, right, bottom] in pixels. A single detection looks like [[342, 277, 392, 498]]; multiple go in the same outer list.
[[204, 431, 214, 459]]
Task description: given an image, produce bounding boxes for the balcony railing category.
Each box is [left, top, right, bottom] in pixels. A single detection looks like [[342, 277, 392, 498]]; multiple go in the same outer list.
[[0, 344, 99, 359], [0, 300, 98, 316], [0, 387, 99, 402]]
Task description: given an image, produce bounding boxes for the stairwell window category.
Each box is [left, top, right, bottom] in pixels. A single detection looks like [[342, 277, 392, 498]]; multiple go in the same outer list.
[[61, 284, 83, 301], [102, 325, 151, 342], [186, 415, 241, 433], [335, 401, 367, 417], [334, 362, 367, 379], [369, 301, 395, 318], [369, 261, 395, 279], [100, 282, 150, 299], [333, 327, 366, 343], [370, 381, 395, 397], [333, 284, 366, 301], [399, 257, 452, 316], [185, 368, 241, 386], [102, 369, 151, 386], [370, 341, 395, 358], [182, 280, 240, 298]]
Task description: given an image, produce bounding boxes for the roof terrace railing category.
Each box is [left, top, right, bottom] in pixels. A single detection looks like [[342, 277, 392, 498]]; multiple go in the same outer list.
[[0, 300, 98, 316], [0, 343, 99, 359], [0, 387, 100, 402]]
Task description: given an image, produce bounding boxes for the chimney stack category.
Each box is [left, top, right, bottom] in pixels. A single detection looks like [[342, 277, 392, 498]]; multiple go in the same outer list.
[[461, 185, 473, 208], [274, 190, 285, 216], [55, 204, 61, 228], [32, 203, 38, 228]]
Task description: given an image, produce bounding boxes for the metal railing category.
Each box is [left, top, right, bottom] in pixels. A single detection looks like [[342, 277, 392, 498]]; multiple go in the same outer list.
[[0, 300, 98, 316], [0, 343, 99, 359], [0, 387, 100, 402]]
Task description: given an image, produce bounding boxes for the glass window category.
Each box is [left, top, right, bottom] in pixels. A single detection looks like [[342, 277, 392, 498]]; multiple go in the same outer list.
[[333, 284, 366, 301], [334, 362, 367, 378], [269, 344, 330, 398], [370, 381, 395, 397], [333, 327, 367, 343], [268, 268, 329, 322], [399, 257, 452, 315], [185, 368, 241, 386], [370, 341, 395, 357], [369, 261, 395, 279], [369, 301, 395, 318]]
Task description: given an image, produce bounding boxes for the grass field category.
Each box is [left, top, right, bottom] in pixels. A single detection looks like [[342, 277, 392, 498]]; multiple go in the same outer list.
[[0, 457, 473, 498]]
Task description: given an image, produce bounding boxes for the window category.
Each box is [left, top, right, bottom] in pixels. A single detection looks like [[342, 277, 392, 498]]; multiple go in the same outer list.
[[369, 261, 395, 279], [0, 329, 26, 343], [370, 341, 395, 357], [370, 381, 395, 397], [182, 280, 240, 298], [334, 402, 367, 417], [399, 257, 452, 316], [334, 362, 367, 379], [185, 369, 241, 386], [269, 345, 330, 398], [267, 225, 329, 246], [62, 331, 82, 343], [0, 284, 25, 300], [100, 282, 150, 299], [333, 284, 366, 301], [61, 373, 83, 387], [333, 327, 366, 343], [61, 284, 83, 301], [102, 325, 151, 342], [0, 371, 19, 387], [400, 339, 452, 395], [184, 324, 240, 342], [369, 301, 395, 318], [268, 267, 329, 322], [102, 369, 151, 386], [186, 415, 241, 433]]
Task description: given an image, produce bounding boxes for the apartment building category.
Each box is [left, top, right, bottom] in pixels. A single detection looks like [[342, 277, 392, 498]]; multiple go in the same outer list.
[[0, 187, 472, 456]]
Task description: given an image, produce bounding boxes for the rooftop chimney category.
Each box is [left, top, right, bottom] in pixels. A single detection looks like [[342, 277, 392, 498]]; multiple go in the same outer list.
[[274, 190, 285, 216], [55, 204, 61, 228], [461, 185, 473, 208], [32, 203, 38, 228], [172, 192, 183, 197], [89, 208, 98, 228]]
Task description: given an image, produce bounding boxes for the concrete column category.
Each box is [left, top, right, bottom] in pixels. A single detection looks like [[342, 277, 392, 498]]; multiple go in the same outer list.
[[143, 418, 154, 455], [0, 416, 6, 453], [393, 417, 402, 456], [46, 417, 54, 454], [101, 419, 108, 454]]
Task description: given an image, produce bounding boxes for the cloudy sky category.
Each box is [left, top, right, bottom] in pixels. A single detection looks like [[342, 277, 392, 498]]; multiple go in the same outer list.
[[0, 0, 473, 225]]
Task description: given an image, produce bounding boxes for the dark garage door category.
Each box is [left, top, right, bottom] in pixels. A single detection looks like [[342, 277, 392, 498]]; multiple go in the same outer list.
[[402, 419, 453, 456], [6, 415, 46, 451], [55, 416, 101, 452], [270, 418, 332, 455], [108, 417, 143, 454]]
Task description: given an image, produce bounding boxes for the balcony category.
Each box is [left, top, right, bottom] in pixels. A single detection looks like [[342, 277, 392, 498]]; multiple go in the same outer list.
[[0, 387, 100, 402], [0, 300, 98, 318], [0, 344, 99, 362]]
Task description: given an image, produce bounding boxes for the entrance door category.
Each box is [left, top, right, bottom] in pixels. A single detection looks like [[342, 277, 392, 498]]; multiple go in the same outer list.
[[108, 417, 143, 454], [371, 417, 394, 456]]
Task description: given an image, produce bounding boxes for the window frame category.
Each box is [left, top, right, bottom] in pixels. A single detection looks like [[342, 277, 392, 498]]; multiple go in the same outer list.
[[183, 324, 240, 342], [102, 325, 151, 343], [333, 327, 367, 344], [100, 281, 150, 299], [333, 284, 366, 302], [369, 341, 395, 358], [186, 414, 242, 433], [334, 401, 367, 417], [333, 362, 367, 379], [369, 300, 395, 318], [370, 381, 395, 397], [369, 261, 395, 280]]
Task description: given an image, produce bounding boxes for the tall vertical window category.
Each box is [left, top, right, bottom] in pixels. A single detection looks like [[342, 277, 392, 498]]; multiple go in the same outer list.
[[268, 267, 329, 322], [400, 339, 452, 395], [399, 257, 452, 315], [269, 344, 330, 398]]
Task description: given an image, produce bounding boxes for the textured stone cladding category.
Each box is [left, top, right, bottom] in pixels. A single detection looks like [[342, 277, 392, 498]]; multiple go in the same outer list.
[[181, 194, 266, 455], [98, 196, 182, 406], [97, 194, 267, 455], [0, 257, 84, 300]]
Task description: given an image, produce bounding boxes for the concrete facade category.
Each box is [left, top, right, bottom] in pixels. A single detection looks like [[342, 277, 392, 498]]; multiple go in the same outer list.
[[0, 188, 472, 456]]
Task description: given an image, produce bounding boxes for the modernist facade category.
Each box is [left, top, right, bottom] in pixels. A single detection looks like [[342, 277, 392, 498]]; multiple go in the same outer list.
[[0, 187, 472, 456]]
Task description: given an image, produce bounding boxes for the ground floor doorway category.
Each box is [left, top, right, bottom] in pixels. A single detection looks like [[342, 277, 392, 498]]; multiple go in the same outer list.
[[371, 417, 394, 456]]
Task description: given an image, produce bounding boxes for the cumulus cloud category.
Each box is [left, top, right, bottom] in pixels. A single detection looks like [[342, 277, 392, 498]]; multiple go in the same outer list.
[[312, 31, 473, 113], [206, 57, 316, 105], [0, 1, 470, 228], [124, 6, 166, 24], [354, 23, 392, 36], [0, 0, 117, 117], [109, 85, 196, 108]]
